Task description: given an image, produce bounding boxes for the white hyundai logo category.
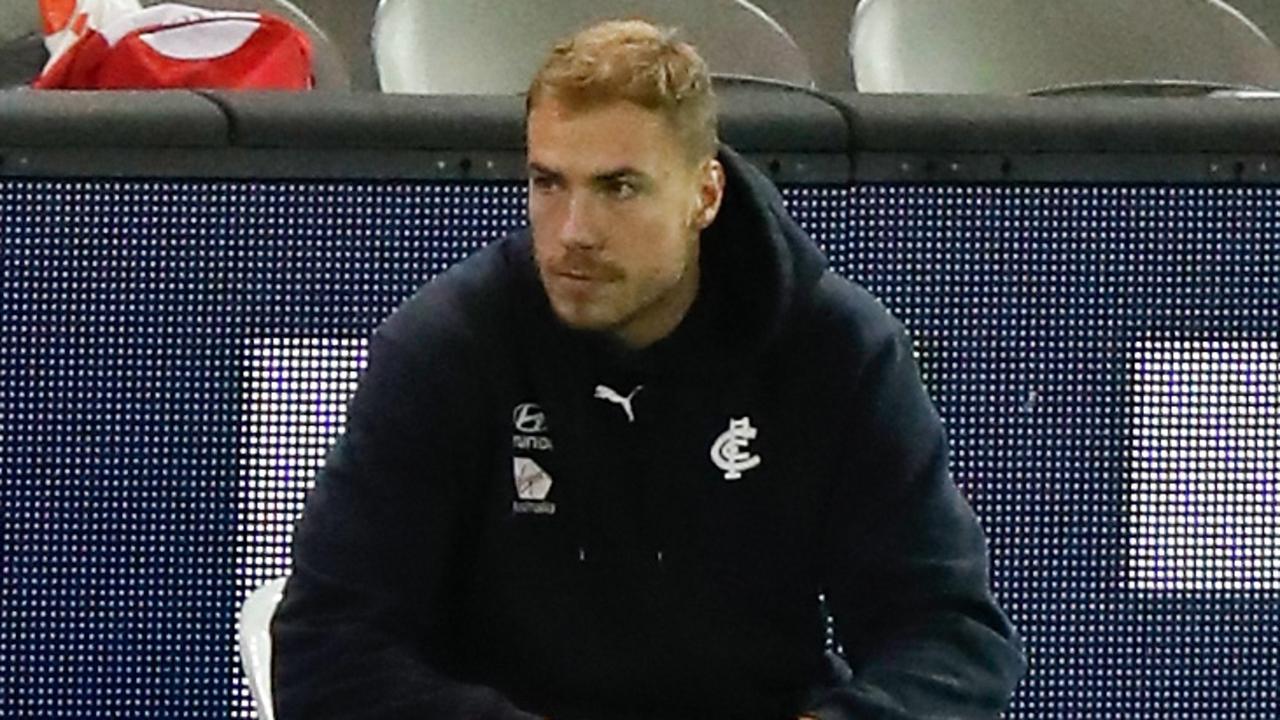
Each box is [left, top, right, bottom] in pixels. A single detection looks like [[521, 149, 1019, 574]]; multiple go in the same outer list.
[[513, 403, 548, 434]]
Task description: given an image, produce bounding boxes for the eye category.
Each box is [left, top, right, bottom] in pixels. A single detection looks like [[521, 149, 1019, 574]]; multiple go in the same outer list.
[[607, 180, 638, 199], [530, 174, 560, 192]]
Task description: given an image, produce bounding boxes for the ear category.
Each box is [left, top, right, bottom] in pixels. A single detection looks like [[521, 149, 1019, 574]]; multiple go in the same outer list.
[[692, 158, 726, 230]]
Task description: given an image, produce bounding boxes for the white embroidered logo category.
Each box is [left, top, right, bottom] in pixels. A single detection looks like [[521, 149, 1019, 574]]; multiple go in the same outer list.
[[594, 384, 643, 423], [512, 403, 548, 434], [512, 402, 553, 451], [711, 417, 761, 481], [513, 457, 553, 500]]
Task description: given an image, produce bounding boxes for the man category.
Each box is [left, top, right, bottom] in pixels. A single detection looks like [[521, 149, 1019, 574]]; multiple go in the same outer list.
[[272, 19, 1026, 720]]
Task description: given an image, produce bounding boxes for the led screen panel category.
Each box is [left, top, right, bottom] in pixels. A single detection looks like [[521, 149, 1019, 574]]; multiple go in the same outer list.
[[2, 178, 1276, 719]]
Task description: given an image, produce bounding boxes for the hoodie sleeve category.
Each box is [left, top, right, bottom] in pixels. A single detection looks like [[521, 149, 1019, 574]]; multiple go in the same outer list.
[[805, 318, 1027, 720], [270, 328, 540, 720]]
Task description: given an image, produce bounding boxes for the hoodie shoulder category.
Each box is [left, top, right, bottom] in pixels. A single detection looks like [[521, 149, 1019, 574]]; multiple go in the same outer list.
[[799, 271, 912, 379], [377, 233, 525, 358]]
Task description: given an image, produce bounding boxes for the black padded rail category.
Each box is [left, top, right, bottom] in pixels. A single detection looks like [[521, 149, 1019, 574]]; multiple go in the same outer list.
[[833, 92, 1280, 182], [197, 82, 850, 153], [838, 92, 1280, 153], [0, 83, 853, 154], [0, 83, 854, 182], [199, 90, 527, 150], [0, 89, 226, 147], [6, 86, 1280, 182], [715, 80, 848, 153]]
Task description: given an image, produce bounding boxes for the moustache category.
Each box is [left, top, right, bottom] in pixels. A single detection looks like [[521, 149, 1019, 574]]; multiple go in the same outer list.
[[547, 254, 623, 282]]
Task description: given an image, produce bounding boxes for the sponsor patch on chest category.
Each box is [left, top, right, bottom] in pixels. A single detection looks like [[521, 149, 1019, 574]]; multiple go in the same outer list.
[[510, 401, 557, 514], [512, 401, 554, 451], [512, 456, 556, 514]]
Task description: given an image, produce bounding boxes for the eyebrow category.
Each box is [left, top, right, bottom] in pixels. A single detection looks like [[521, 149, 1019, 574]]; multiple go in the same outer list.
[[527, 162, 561, 178], [595, 168, 646, 183], [527, 162, 648, 184]]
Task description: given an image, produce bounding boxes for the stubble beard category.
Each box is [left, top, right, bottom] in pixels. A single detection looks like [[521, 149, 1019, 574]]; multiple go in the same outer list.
[[536, 248, 699, 346]]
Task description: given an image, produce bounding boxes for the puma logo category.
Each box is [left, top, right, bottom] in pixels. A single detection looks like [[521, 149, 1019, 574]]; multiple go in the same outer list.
[[593, 384, 643, 423]]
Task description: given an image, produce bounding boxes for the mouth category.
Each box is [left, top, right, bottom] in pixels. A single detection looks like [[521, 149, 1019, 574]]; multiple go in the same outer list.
[[553, 265, 617, 285], [554, 272, 606, 296]]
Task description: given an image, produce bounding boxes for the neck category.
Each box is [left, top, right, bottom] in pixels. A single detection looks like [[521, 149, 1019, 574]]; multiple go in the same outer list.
[[614, 254, 701, 349]]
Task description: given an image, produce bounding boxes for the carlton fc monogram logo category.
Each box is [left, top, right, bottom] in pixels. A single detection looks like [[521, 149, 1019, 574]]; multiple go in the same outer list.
[[711, 417, 761, 481]]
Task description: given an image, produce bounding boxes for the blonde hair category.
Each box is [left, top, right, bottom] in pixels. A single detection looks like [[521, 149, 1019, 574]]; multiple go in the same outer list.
[[526, 19, 719, 162]]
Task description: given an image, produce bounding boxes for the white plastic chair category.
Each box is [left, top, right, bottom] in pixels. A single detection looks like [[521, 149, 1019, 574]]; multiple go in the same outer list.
[[849, 0, 1280, 95], [238, 576, 288, 720], [371, 0, 815, 94]]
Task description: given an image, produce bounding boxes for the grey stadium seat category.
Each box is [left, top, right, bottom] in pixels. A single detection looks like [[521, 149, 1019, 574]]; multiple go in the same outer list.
[[849, 0, 1280, 95], [0, 0, 47, 87], [750, 0, 861, 91], [372, 0, 815, 94]]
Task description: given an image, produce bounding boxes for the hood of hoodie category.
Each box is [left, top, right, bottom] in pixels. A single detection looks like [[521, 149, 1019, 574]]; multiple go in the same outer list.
[[510, 144, 829, 376], [699, 144, 829, 357]]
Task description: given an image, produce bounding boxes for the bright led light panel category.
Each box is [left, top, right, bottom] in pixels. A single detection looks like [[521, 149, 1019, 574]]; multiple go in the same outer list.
[[236, 337, 366, 595], [1127, 340, 1279, 591]]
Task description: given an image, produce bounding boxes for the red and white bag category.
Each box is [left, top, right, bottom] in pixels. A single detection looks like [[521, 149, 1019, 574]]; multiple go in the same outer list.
[[34, 1, 313, 90]]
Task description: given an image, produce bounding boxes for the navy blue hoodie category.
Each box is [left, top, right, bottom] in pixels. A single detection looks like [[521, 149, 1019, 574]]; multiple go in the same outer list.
[[271, 147, 1026, 720]]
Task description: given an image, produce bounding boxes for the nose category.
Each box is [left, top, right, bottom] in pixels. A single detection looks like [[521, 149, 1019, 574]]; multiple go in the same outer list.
[[560, 192, 600, 250]]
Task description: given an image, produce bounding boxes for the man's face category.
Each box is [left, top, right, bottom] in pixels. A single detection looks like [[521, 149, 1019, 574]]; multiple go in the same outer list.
[[526, 97, 722, 348]]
